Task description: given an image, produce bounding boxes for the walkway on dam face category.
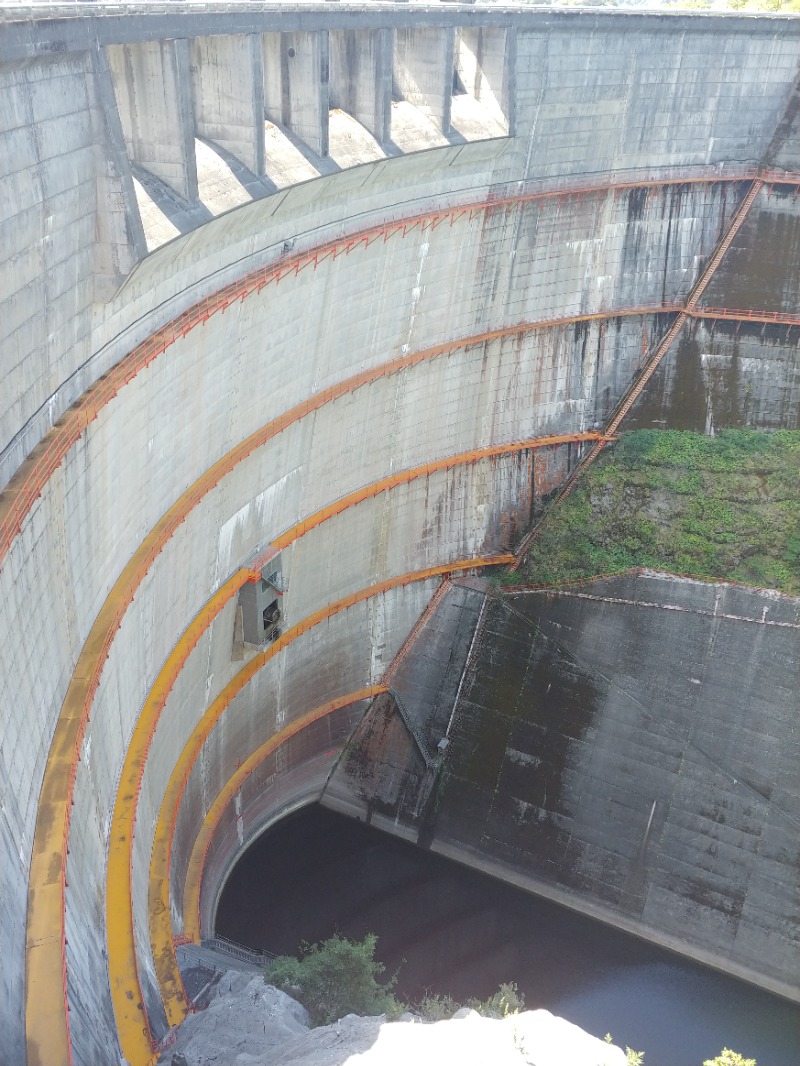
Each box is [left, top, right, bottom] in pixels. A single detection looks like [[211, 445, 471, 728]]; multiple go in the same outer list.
[[104, 558, 514, 1066]]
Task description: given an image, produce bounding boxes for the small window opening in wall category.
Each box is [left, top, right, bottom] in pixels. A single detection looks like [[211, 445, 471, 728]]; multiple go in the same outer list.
[[237, 554, 283, 649]]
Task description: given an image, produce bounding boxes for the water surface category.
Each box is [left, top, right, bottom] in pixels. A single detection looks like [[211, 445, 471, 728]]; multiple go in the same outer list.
[[217, 805, 799, 1066]]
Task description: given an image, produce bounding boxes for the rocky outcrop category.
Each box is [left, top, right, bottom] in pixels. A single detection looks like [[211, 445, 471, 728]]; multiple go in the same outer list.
[[160, 970, 627, 1066]]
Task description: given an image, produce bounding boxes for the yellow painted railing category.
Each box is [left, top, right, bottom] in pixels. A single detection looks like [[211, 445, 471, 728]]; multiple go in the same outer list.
[[106, 434, 594, 1053], [25, 319, 610, 1066], [105, 568, 259, 1065], [181, 688, 387, 951], [145, 555, 512, 1059]]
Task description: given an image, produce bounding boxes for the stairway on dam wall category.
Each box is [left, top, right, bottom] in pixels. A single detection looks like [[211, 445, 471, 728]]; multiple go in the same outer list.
[[2, 5, 800, 1066]]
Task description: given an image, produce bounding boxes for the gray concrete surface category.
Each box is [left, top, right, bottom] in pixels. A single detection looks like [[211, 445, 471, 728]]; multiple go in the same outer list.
[[191, 33, 266, 177], [107, 38, 198, 200], [327, 573, 800, 1002], [1, 6, 800, 1065], [330, 28, 392, 145], [394, 25, 454, 133]]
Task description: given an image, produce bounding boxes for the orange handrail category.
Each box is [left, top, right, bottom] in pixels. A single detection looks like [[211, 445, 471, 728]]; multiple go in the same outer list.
[[271, 432, 606, 550], [0, 304, 667, 570], [181, 688, 387, 954], [22, 315, 621, 1066], [5, 164, 784, 570], [148, 555, 512, 1050], [106, 567, 259, 1065]]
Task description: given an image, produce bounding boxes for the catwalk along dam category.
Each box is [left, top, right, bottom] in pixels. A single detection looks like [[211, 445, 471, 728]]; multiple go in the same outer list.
[[1, 4, 799, 1065]]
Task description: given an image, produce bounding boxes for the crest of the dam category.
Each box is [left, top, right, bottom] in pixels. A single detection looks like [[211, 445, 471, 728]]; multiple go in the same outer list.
[[1, 3, 799, 1064]]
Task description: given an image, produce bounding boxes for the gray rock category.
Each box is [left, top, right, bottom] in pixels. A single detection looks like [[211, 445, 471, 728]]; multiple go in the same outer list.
[[160, 975, 629, 1066]]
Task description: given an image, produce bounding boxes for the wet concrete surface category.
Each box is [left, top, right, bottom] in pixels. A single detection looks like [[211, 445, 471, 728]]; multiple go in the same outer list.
[[316, 574, 800, 1002], [630, 321, 800, 433]]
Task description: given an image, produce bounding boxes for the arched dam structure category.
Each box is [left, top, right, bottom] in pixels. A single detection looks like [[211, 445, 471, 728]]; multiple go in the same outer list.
[[2, 3, 800, 1064]]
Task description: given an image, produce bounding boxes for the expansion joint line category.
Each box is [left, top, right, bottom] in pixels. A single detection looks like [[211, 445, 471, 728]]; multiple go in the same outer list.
[[510, 178, 764, 571]]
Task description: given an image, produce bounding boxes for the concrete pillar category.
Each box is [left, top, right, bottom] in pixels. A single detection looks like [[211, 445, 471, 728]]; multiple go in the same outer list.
[[107, 39, 198, 202], [92, 47, 147, 293], [455, 26, 514, 134], [190, 33, 265, 177], [329, 29, 392, 145], [393, 26, 455, 134], [262, 31, 329, 157]]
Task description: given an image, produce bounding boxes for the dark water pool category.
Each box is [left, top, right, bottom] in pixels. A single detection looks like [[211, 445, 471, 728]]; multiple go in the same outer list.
[[216, 805, 799, 1066]]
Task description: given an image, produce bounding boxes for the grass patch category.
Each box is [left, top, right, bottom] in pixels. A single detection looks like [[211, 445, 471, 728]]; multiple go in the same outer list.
[[518, 429, 800, 595]]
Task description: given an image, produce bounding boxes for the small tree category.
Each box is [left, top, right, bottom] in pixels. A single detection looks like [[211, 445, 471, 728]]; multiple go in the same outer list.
[[703, 1051, 756, 1066], [266, 933, 400, 1026]]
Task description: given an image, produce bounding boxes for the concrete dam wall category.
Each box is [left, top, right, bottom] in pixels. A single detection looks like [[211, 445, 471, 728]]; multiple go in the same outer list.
[[323, 573, 800, 1002], [1, 5, 799, 1065]]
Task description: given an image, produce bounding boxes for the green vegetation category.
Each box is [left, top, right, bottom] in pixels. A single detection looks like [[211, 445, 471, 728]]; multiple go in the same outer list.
[[265, 934, 526, 1027], [703, 1053, 757, 1066], [466, 981, 525, 1018], [415, 992, 460, 1022], [518, 429, 800, 594], [266, 933, 401, 1025], [416, 981, 525, 1021], [604, 1034, 646, 1065]]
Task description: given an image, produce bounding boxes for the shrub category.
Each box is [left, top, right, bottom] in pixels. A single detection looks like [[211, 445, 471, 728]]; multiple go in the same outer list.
[[603, 1035, 644, 1065], [266, 933, 400, 1026], [416, 992, 459, 1021], [415, 982, 525, 1022], [703, 1051, 756, 1066], [466, 981, 525, 1018]]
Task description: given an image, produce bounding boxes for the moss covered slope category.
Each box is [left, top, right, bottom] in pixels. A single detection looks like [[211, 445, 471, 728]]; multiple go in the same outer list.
[[520, 429, 800, 594]]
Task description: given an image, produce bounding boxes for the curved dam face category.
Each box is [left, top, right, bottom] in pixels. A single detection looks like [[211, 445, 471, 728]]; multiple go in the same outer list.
[[1, 5, 800, 1065]]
